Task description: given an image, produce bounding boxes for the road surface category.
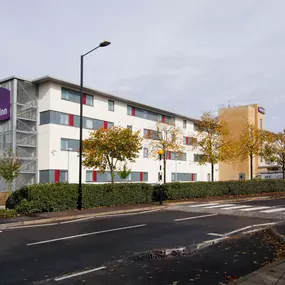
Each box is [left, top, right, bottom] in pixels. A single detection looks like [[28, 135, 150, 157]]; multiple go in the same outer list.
[[0, 198, 284, 284]]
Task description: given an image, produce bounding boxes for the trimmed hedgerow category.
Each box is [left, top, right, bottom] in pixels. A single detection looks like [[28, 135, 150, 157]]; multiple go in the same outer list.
[[6, 180, 285, 214], [6, 182, 153, 214]]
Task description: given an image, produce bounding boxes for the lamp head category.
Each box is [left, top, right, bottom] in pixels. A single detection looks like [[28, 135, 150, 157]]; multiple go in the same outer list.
[[100, 40, 111, 47]]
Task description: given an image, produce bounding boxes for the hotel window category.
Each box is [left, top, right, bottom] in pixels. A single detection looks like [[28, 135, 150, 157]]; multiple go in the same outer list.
[[157, 114, 162, 122], [85, 119, 93, 129], [60, 170, 68, 182], [108, 100, 114, 111], [127, 125, 132, 131], [183, 120, 187, 129], [127, 105, 132, 115], [60, 113, 69, 125], [61, 138, 79, 151], [86, 95, 93, 106], [86, 171, 93, 182], [143, 148, 149, 158]]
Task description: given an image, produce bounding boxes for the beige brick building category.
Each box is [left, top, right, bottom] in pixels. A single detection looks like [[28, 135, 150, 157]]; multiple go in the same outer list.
[[218, 104, 278, 181]]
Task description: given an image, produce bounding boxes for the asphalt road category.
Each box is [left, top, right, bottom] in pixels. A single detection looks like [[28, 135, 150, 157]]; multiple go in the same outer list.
[[169, 197, 285, 220], [0, 206, 279, 285]]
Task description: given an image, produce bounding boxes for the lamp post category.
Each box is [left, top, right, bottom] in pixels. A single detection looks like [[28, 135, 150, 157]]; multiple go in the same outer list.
[[157, 149, 164, 205], [77, 40, 111, 210], [66, 148, 72, 183]]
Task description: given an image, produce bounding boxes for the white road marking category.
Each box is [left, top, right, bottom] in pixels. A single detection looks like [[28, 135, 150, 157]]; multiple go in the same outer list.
[[99, 209, 161, 218], [27, 224, 147, 246], [220, 205, 252, 210], [207, 233, 225, 237], [60, 217, 95, 224], [208, 222, 277, 237], [260, 207, 285, 213], [188, 203, 218, 208], [174, 213, 218, 222], [7, 223, 58, 230], [239, 206, 271, 212], [205, 204, 234, 209], [54, 266, 106, 281]]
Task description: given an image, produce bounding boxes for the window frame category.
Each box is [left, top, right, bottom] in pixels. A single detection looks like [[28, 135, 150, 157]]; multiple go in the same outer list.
[[108, 100, 115, 111]]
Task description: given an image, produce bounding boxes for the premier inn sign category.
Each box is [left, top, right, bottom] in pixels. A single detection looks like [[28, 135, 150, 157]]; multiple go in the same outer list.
[[0, 88, 10, 121]]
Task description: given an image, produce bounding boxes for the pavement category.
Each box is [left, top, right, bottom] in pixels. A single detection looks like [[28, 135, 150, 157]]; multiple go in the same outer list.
[[1, 197, 285, 284]]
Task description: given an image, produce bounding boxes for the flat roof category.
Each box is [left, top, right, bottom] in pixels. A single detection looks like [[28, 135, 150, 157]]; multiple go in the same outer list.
[[1, 75, 198, 122]]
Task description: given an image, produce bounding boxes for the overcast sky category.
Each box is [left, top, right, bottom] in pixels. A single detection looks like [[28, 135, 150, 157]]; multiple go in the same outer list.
[[1, 0, 285, 132]]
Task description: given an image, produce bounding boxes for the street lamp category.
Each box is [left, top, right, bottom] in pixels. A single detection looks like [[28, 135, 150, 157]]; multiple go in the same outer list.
[[77, 40, 111, 210], [157, 149, 164, 205], [66, 148, 72, 183]]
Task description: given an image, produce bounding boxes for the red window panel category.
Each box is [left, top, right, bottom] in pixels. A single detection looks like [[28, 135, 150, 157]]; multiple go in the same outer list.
[[140, 172, 144, 182], [93, 171, 97, 182], [162, 115, 165, 123], [82, 94, 87, 105], [168, 151, 171, 160], [69, 114, 74, 126], [54, 170, 60, 182], [147, 129, 151, 138], [192, 173, 195, 182], [104, 121, 108, 129], [186, 137, 189, 145], [131, 107, 136, 116]]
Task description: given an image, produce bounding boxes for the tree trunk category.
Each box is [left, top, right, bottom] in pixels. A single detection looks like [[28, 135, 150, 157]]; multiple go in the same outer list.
[[250, 154, 253, 180], [211, 163, 214, 182], [163, 156, 166, 184], [110, 167, 115, 184]]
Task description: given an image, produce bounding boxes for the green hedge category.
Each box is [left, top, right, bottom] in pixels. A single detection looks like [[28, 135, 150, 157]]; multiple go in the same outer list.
[[158, 180, 285, 200], [6, 180, 285, 214], [6, 182, 153, 214]]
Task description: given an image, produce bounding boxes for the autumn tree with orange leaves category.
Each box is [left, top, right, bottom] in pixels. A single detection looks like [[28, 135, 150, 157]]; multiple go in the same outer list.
[[192, 112, 235, 182], [237, 123, 267, 180], [82, 126, 142, 183], [147, 122, 184, 183], [262, 129, 285, 179]]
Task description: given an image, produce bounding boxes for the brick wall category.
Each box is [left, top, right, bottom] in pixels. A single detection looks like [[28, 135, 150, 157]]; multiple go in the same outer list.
[[0, 192, 9, 206]]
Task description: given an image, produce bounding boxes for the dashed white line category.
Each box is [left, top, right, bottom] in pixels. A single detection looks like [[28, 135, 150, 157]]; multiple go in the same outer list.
[[27, 224, 147, 246], [7, 223, 58, 230], [205, 204, 234, 209], [60, 217, 95, 224], [174, 213, 218, 222], [54, 266, 106, 281], [188, 203, 218, 208], [220, 205, 252, 210], [239, 206, 271, 212], [260, 207, 285, 213]]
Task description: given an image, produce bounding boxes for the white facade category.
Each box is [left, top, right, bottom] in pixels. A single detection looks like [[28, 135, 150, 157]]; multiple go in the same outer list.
[[0, 75, 218, 188]]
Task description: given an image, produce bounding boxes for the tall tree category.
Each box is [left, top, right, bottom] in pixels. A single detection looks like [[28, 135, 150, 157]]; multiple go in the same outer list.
[[262, 130, 285, 179], [237, 123, 267, 180], [82, 126, 142, 183], [0, 148, 22, 192], [192, 112, 235, 182], [147, 122, 183, 183]]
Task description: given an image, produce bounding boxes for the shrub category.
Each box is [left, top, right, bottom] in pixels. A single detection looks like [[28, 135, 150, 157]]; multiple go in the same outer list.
[[6, 179, 285, 214], [0, 209, 17, 218], [161, 180, 285, 201], [7, 182, 153, 214]]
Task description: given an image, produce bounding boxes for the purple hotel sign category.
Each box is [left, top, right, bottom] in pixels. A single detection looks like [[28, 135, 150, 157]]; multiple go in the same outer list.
[[0, 88, 10, 121]]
